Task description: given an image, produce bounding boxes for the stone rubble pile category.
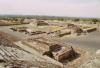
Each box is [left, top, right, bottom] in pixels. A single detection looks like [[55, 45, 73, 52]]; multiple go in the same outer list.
[[80, 50, 100, 68]]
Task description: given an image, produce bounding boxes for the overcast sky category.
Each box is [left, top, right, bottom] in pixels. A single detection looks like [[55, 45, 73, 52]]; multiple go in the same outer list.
[[0, 0, 100, 18]]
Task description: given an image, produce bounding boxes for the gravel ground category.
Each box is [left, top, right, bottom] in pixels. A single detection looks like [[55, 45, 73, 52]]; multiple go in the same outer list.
[[61, 28, 100, 54], [0, 26, 28, 39]]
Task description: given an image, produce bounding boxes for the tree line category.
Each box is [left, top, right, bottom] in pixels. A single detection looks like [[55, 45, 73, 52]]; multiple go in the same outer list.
[[0, 15, 100, 23]]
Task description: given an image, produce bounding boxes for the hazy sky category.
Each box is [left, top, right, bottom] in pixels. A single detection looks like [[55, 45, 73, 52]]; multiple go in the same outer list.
[[0, 0, 100, 18]]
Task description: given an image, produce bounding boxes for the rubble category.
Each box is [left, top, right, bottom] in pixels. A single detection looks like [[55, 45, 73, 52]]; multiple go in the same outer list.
[[79, 50, 100, 68], [20, 37, 79, 63]]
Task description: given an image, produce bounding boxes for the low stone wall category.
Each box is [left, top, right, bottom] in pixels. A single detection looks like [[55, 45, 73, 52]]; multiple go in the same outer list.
[[59, 31, 71, 37], [83, 27, 97, 33]]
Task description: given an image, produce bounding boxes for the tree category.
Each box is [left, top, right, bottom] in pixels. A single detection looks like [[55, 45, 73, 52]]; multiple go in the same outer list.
[[92, 19, 98, 23], [74, 18, 79, 22]]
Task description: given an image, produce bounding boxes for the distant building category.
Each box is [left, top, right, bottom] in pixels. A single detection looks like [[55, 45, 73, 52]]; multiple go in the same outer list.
[[29, 20, 49, 26], [23, 19, 37, 24]]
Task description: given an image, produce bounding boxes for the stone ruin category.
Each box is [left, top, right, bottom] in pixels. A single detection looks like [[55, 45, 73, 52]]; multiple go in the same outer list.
[[26, 37, 79, 63]]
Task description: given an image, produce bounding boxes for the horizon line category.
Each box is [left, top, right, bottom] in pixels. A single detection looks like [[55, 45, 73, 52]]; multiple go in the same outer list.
[[0, 14, 100, 19]]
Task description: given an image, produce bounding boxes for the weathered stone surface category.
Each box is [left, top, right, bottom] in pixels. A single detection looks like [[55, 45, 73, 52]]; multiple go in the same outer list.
[[80, 49, 100, 68]]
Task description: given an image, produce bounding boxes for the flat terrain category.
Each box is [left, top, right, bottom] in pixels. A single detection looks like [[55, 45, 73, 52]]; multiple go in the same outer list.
[[0, 25, 28, 39], [62, 28, 100, 54]]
